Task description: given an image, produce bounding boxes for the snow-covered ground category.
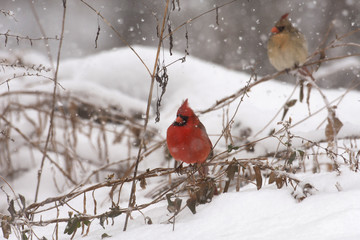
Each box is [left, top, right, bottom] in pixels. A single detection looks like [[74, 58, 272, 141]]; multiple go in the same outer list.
[[77, 169, 360, 240], [1, 46, 360, 239]]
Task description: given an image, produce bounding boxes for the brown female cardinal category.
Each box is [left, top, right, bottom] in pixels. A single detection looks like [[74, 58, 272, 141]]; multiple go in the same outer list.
[[166, 99, 212, 164], [267, 13, 308, 71]]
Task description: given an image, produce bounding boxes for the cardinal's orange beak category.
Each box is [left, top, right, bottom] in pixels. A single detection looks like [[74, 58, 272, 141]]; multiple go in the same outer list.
[[175, 116, 183, 123], [271, 26, 279, 33]]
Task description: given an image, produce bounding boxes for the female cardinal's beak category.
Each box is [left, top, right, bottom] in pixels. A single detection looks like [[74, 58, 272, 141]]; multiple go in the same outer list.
[[271, 26, 279, 33]]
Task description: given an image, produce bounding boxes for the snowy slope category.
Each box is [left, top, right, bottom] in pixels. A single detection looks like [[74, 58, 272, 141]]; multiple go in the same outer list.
[[74, 169, 360, 240]]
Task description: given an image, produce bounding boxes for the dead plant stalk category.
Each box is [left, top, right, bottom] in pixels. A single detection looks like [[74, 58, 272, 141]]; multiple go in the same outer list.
[[32, 0, 67, 204], [123, 0, 171, 231]]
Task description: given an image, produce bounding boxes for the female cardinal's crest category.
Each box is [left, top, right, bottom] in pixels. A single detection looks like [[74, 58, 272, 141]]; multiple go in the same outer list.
[[281, 13, 289, 20]]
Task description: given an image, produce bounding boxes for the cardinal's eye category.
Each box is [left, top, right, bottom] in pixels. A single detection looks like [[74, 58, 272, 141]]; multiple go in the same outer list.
[[277, 26, 285, 32]]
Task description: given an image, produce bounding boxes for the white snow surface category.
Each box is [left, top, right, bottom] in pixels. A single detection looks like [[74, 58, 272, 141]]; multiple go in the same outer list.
[[1, 46, 360, 239]]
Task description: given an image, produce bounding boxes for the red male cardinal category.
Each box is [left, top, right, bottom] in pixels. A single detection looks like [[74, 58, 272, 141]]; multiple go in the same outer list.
[[166, 99, 212, 164], [267, 13, 308, 71]]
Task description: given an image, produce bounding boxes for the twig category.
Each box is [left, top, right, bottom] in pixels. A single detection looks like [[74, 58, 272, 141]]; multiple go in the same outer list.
[[27, 1, 55, 69], [0, 9, 17, 21], [162, 0, 239, 40], [33, 0, 67, 203], [0, 174, 22, 208], [199, 69, 286, 114], [278, 80, 360, 133], [253, 81, 299, 138], [0, 114, 76, 184], [300, 66, 340, 170], [123, 0, 171, 231], [0, 32, 59, 46], [210, 76, 253, 161], [0, 73, 64, 90], [80, 0, 152, 77]]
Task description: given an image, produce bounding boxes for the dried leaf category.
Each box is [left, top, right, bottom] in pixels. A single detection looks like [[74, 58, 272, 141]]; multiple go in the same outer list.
[[21, 232, 28, 240], [168, 22, 173, 56], [248, 164, 256, 181], [7, 200, 15, 219], [107, 206, 122, 219], [245, 141, 255, 152], [286, 99, 297, 108], [140, 177, 147, 190], [227, 144, 239, 153], [281, 108, 289, 121], [1, 215, 11, 239], [299, 80, 304, 102], [325, 116, 343, 142], [224, 162, 238, 193], [282, 99, 297, 120], [155, 66, 169, 122], [326, 163, 333, 172], [288, 151, 296, 164], [196, 180, 216, 204], [105, 174, 114, 182], [253, 166, 262, 190], [166, 194, 182, 213], [306, 83, 312, 107], [145, 216, 153, 225], [19, 194, 26, 209], [268, 128, 275, 136], [275, 177, 284, 189], [173, 198, 182, 212], [227, 163, 238, 181], [64, 216, 81, 235], [166, 193, 174, 213], [186, 196, 197, 214], [297, 150, 305, 158], [101, 233, 111, 239], [215, 6, 219, 25], [268, 171, 276, 184], [292, 183, 316, 202], [99, 215, 106, 229]]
